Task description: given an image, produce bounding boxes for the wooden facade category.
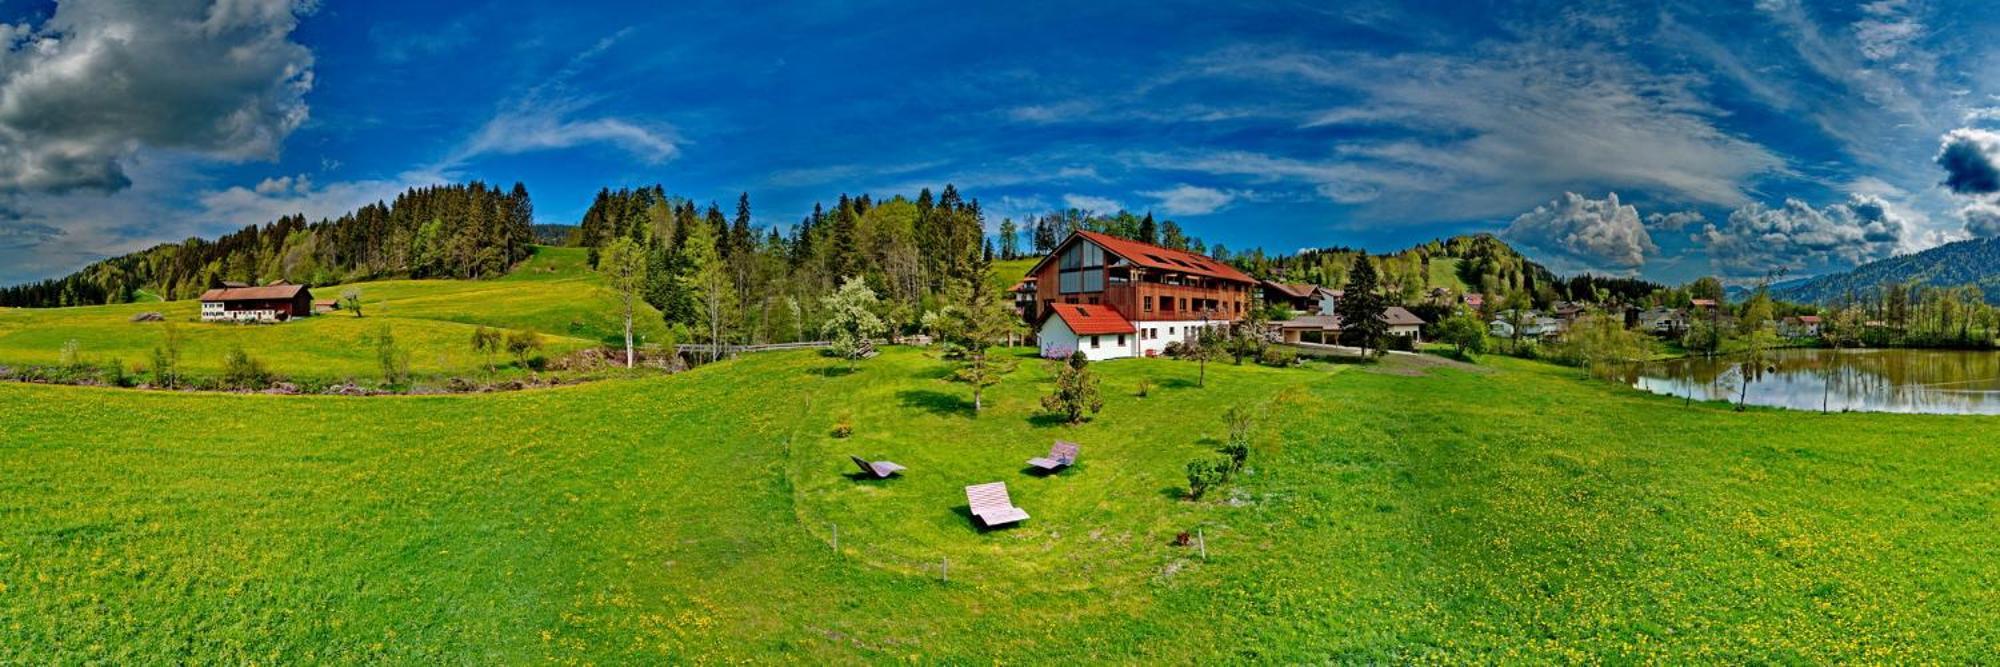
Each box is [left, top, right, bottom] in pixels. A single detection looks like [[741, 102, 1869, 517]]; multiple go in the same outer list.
[[1021, 231, 1255, 326]]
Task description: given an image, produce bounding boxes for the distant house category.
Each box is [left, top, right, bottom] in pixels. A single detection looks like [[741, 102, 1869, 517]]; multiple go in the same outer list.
[[1690, 298, 1719, 310], [1489, 310, 1561, 339], [312, 299, 340, 314], [199, 283, 314, 322], [1638, 307, 1689, 336], [1461, 292, 1485, 310], [1270, 307, 1427, 344], [1383, 306, 1426, 342], [1261, 281, 1340, 315], [1779, 315, 1823, 338]]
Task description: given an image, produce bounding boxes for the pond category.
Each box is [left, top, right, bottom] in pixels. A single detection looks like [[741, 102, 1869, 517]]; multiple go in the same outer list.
[[1626, 348, 2000, 415]]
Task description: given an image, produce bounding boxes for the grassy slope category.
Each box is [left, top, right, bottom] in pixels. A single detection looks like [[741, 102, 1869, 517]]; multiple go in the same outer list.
[[1, 349, 1994, 662], [1427, 257, 1468, 292], [0, 247, 667, 380]]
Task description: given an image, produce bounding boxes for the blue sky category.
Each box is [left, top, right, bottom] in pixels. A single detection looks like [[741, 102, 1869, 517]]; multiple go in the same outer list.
[[3, 0, 2000, 286]]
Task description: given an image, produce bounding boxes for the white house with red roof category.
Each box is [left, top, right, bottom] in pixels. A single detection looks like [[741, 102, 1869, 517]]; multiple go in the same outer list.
[[1024, 230, 1255, 360]]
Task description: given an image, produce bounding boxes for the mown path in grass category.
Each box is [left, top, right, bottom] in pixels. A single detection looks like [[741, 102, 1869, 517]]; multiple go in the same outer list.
[[0, 349, 1994, 661]]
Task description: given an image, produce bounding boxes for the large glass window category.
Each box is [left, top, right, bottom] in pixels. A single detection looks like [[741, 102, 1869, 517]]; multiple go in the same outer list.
[[1057, 240, 1107, 294]]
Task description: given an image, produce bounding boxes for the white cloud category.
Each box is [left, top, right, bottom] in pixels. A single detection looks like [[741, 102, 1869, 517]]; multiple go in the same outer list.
[[1140, 184, 1234, 216], [1643, 210, 1706, 231], [1179, 43, 1790, 220], [458, 105, 679, 164], [0, 1, 315, 193], [1062, 194, 1124, 213], [1693, 194, 1910, 277], [1501, 192, 1657, 273]]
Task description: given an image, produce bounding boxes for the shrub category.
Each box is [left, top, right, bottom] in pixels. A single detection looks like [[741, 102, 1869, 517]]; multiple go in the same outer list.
[[373, 325, 411, 385], [1185, 457, 1229, 500], [59, 339, 82, 369], [1136, 377, 1154, 398], [1040, 351, 1104, 424], [221, 346, 271, 390], [1162, 340, 1186, 358], [506, 329, 545, 369], [1257, 346, 1297, 367], [830, 420, 854, 438]]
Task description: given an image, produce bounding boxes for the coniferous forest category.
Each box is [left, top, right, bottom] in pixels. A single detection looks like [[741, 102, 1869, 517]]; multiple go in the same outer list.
[[0, 182, 534, 306]]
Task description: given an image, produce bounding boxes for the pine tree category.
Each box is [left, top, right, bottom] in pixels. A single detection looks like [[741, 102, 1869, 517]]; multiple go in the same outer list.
[[1337, 255, 1389, 359], [1139, 212, 1158, 245]]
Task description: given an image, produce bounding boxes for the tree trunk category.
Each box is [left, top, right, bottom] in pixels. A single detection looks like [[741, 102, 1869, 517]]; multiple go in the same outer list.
[[624, 299, 635, 369]]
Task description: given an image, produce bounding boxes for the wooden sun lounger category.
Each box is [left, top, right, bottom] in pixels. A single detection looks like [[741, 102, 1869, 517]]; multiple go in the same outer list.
[[850, 455, 905, 479], [965, 482, 1029, 527], [1027, 440, 1080, 471]]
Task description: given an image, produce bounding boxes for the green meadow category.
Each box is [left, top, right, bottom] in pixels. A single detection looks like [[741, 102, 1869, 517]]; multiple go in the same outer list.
[[0, 247, 666, 381], [1, 345, 1994, 662]]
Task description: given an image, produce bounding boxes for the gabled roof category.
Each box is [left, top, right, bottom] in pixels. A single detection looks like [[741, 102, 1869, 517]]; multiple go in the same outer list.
[[1262, 280, 1319, 299], [1040, 302, 1136, 335], [199, 283, 309, 302], [1382, 306, 1426, 327], [1025, 230, 1255, 284]]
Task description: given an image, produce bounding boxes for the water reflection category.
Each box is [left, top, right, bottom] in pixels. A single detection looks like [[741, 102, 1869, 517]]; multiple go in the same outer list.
[[1626, 349, 2000, 415]]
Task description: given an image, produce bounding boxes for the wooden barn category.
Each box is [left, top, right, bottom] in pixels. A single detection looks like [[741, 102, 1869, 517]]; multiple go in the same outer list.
[[198, 283, 315, 323]]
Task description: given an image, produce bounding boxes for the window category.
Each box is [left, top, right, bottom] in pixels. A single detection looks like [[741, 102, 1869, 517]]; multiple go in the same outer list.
[[1087, 296, 1099, 305], [1180, 298, 1189, 311], [1090, 335, 1101, 349], [1116, 334, 1125, 346], [1058, 241, 1106, 293], [1143, 296, 1153, 312], [1169, 327, 1177, 335]]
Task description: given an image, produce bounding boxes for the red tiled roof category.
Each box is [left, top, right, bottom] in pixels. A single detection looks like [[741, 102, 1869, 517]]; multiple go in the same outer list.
[[199, 283, 308, 302], [1068, 230, 1256, 283], [1042, 303, 1136, 335], [1691, 299, 1718, 307], [1798, 315, 1822, 323]]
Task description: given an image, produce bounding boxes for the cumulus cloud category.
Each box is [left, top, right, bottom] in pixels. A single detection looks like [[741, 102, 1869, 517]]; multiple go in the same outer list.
[[0, 0, 315, 193], [1964, 202, 2000, 238], [1693, 195, 1909, 276], [1644, 210, 1706, 231], [1936, 128, 2000, 195], [1500, 192, 1657, 273], [1062, 194, 1124, 213], [1140, 184, 1234, 216]]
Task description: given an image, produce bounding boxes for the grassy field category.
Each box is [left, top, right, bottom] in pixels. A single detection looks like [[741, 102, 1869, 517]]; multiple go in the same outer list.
[[0, 247, 666, 381], [2, 347, 1994, 661], [1427, 257, 1469, 293]]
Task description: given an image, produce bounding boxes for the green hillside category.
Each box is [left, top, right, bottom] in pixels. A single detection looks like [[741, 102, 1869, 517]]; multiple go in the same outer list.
[[0, 246, 666, 381], [2, 348, 1994, 661], [1774, 237, 2000, 305]]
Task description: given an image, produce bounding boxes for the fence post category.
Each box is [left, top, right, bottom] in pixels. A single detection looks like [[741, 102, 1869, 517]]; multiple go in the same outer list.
[[1198, 528, 1207, 561], [831, 523, 839, 555], [941, 556, 949, 583]]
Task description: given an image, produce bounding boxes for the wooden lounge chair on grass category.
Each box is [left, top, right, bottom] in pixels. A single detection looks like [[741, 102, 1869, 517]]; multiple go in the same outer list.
[[850, 455, 905, 479], [965, 482, 1029, 527], [1027, 440, 1080, 472]]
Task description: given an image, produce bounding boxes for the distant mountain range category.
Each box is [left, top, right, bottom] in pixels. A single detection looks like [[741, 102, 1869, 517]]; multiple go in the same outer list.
[[1766, 237, 2000, 305]]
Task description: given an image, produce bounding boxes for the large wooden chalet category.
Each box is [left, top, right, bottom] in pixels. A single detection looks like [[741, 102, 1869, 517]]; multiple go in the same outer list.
[[1017, 230, 1256, 360], [198, 282, 315, 323]]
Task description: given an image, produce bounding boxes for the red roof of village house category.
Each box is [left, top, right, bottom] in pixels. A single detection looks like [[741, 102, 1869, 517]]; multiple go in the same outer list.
[[198, 283, 309, 302], [1798, 315, 1822, 323], [1042, 302, 1137, 335], [1059, 230, 1257, 284], [1691, 299, 1718, 307]]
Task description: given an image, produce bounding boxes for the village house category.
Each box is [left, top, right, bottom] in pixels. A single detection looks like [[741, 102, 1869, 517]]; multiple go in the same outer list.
[[1025, 230, 1256, 360], [1271, 306, 1428, 345], [1490, 310, 1563, 339], [199, 282, 316, 323], [1637, 307, 1689, 336], [1259, 280, 1340, 315], [1779, 315, 1823, 338]]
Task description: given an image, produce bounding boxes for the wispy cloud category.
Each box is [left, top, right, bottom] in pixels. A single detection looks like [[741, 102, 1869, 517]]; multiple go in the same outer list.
[[1139, 184, 1236, 216], [1062, 194, 1125, 213]]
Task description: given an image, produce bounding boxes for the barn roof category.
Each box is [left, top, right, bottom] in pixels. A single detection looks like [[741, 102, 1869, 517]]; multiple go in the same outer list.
[[1041, 302, 1137, 335], [1262, 280, 1320, 299], [199, 283, 309, 302]]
